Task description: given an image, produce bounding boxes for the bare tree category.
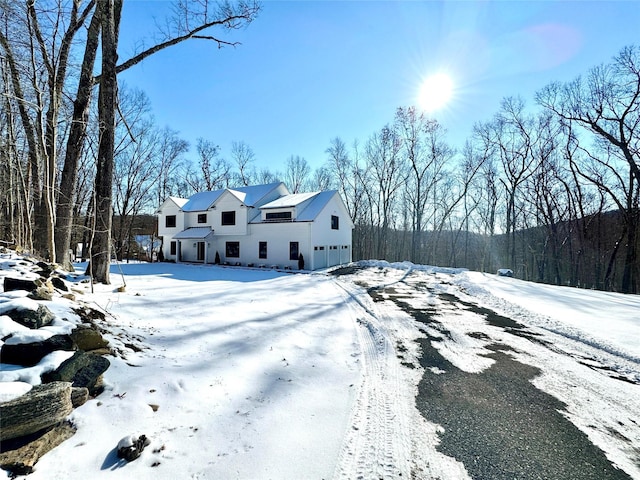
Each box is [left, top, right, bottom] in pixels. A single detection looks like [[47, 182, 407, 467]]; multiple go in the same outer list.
[[537, 45, 640, 292], [194, 137, 231, 190], [55, 3, 101, 267], [230, 140, 256, 186], [474, 97, 536, 272], [88, 0, 121, 284], [82, 0, 261, 282], [365, 125, 405, 259], [113, 107, 160, 260], [284, 155, 310, 193], [155, 126, 189, 207], [394, 107, 454, 263], [309, 166, 332, 191]]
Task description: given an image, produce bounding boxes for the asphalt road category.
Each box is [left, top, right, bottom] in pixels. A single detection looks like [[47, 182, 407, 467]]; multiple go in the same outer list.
[[383, 288, 634, 480]]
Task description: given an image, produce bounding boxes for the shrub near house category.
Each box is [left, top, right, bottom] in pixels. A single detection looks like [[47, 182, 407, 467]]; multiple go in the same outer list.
[[157, 182, 354, 270]]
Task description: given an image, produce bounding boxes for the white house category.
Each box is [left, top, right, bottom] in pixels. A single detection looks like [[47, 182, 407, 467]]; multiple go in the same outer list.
[[156, 182, 354, 270]]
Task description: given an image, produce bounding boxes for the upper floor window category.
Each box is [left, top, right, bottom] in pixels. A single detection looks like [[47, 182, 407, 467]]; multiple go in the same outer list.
[[165, 215, 176, 228], [266, 211, 292, 221], [331, 215, 339, 230], [197, 213, 207, 224], [222, 211, 236, 226]]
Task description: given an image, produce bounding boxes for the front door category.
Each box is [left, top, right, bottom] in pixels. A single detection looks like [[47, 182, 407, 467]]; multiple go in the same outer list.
[[197, 242, 205, 261]]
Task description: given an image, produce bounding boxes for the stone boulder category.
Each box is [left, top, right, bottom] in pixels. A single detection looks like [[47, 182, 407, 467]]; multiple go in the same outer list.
[[35, 261, 56, 278], [3, 277, 42, 293], [28, 286, 53, 301], [0, 334, 75, 367], [42, 352, 110, 395], [5, 303, 55, 329], [0, 382, 73, 442], [0, 422, 76, 476], [50, 276, 69, 292], [71, 387, 89, 408], [70, 324, 109, 352], [117, 434, 150, 462]]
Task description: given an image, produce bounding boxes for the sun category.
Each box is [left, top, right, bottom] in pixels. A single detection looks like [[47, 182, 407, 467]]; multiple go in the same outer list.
[[418, 73, 454, 112]]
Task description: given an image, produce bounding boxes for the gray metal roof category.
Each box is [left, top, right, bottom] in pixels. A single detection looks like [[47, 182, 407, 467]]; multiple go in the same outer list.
[[173, 227, 215, 240]]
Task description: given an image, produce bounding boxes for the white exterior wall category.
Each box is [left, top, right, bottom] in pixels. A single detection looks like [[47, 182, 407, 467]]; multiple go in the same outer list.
[[245, 222, 312, 268], [210, 192, 249, 236], [158, 200, 185, 261], [308, 195, 353, 270]]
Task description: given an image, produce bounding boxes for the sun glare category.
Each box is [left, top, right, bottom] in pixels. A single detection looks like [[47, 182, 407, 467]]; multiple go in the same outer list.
[[418, 73, 454, 112]]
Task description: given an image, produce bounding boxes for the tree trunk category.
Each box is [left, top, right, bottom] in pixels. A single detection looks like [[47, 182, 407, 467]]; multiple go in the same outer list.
[[55, 8, 101, 270], [88, 0, 121, 284]]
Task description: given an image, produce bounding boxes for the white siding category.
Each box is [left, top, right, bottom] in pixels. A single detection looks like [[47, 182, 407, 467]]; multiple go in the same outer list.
[[211, 192, 249, 236], [158, 200, 185, 261], [238, 222, 312, 268], [307, 194, 353, 269]]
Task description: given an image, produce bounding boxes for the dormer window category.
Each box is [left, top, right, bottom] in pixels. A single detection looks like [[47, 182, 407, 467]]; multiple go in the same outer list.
[[266, 211, 292, 221], [197, 213, 207, 224], [222, 211, 236, 225]]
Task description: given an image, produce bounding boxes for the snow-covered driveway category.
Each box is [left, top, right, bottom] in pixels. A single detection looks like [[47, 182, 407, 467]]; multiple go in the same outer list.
[[333, 262, 640, 480]]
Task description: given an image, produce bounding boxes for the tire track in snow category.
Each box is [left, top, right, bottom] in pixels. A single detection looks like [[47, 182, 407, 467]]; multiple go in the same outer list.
[[331, 274, 467, 480], [332, 278, 410, 479]]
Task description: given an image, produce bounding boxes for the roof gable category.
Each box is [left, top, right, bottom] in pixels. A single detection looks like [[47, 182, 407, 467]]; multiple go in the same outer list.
[[180, 182, 286, 212], [296, 191, 339, 221], [156, 196, 188, 214], [181, 190, 224, 212]]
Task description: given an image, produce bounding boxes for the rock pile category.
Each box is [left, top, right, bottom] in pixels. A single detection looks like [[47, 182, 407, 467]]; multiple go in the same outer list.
[[0, 252, 112, 476]]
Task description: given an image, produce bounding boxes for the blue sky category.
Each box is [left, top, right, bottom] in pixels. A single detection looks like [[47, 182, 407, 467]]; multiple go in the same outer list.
[[118, 1, 640, 173]]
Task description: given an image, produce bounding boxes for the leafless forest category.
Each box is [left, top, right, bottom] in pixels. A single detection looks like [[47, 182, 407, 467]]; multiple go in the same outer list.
[[1, 1, 639, 292]]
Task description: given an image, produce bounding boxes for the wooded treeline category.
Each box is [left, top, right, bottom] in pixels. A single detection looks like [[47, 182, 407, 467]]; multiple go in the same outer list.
[[0, 1, 638, 292], [0, 0, 260, 283]]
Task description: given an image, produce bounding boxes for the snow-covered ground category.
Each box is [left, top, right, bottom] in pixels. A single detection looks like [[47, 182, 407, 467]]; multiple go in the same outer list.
[[1, 256, 639, 479]]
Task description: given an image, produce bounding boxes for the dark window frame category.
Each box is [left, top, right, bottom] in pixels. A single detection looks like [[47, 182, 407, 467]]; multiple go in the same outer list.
[[289, 241, 299, 261], [170, 241, 177, 255], [226, 241, 240, 258], [165, 215, 176, 228], [221, 211, 236, 226], [197, 213, 207, 224], [331, 215, 339, 230], [259, 241, 267, 259], [266, 211, 292, 221]]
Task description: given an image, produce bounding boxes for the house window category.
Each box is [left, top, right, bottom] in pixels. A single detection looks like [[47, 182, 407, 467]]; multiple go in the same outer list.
[[265, 211, 292, 221], [226, 241, 240, 258], [289, 242, 299, 261], [222, 211, 236, 226], [331, 215, 339, 230], [259, 241, 267, 259], [165, 215, 176, 228], [170, 241, 177, 255], [197, 213, 207, 224]]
